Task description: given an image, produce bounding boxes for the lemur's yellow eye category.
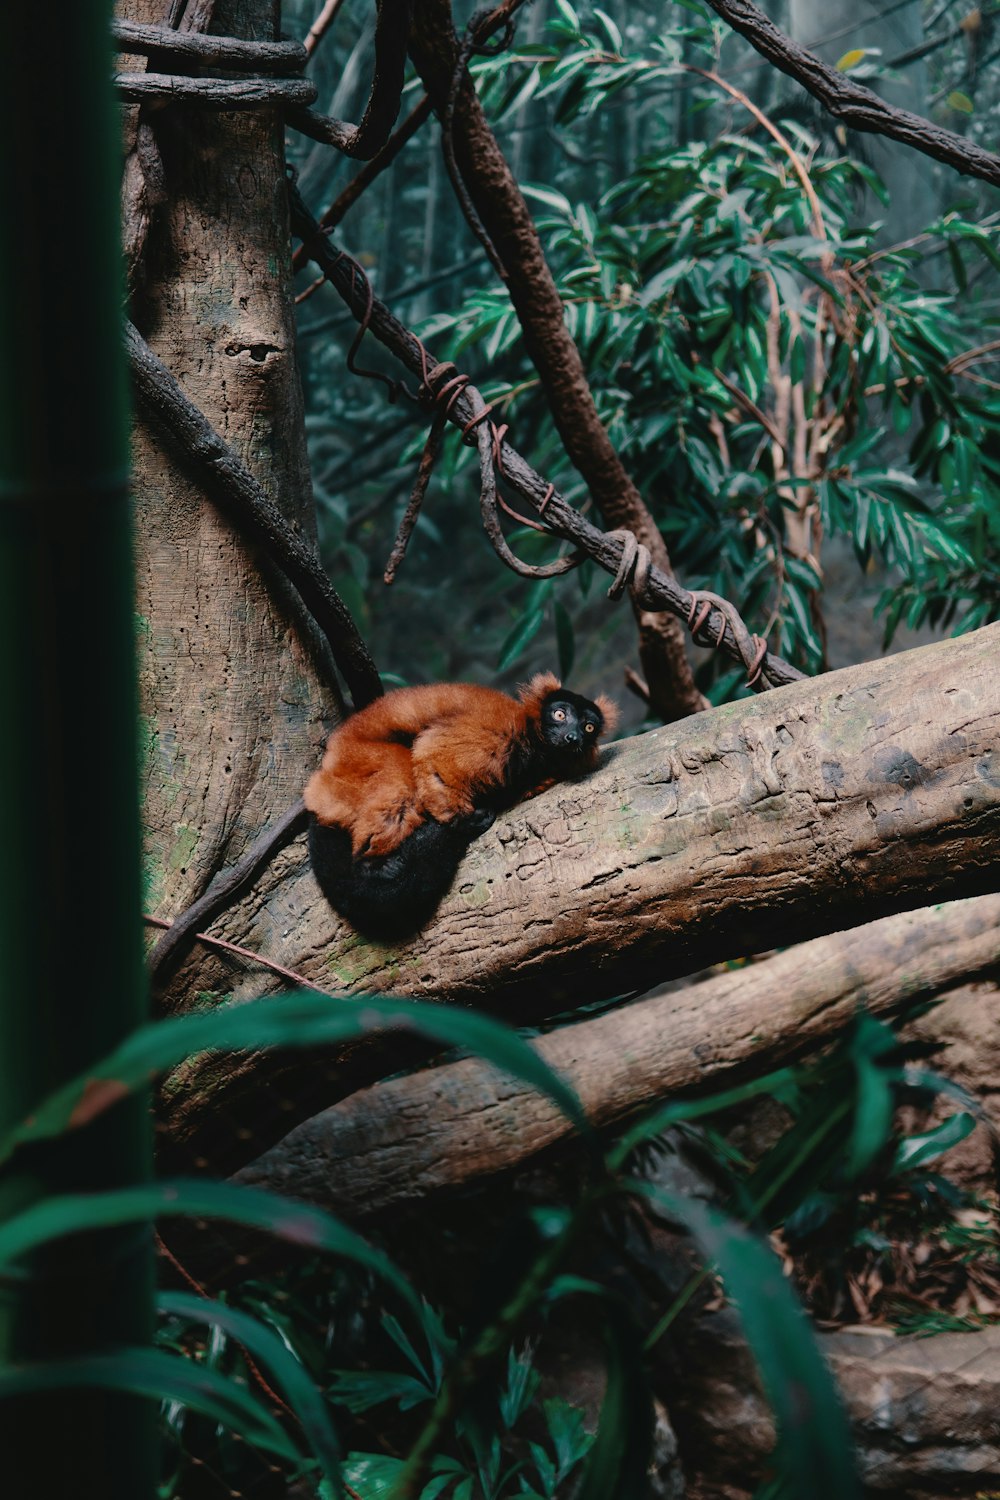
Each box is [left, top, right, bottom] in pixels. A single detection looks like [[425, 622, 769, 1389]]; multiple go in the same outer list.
[[584, 722, 595, 733], [553, 708, 566, 721]]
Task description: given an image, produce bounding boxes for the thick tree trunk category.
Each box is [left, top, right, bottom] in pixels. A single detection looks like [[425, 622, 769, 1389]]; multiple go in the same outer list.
[[120, 0, 342, 938], [160, 623, 1000, 1170]]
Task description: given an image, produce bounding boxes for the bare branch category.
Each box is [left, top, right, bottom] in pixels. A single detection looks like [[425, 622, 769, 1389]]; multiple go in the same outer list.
[[112, 20, 307, 71], [115, 73, 317, 107], [704, 0, 1000, 188], [160, 623, 1000, 1163], [304, 0, 349, 57], [288, 184, 806, 691]]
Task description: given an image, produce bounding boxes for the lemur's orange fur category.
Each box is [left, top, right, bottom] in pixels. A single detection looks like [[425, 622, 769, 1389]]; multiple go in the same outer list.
[[304, 673, 617, 858]]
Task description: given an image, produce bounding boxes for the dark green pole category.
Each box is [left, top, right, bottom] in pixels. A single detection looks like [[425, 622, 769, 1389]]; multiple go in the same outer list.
[[0, 4, 156, 1496]]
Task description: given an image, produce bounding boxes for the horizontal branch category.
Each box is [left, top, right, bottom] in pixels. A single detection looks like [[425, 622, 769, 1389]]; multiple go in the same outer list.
[[705, 0, 1000, 188], [112, 20, 307, 72], [115, 73, 317, 108], [237, 893, 1000, 1217]]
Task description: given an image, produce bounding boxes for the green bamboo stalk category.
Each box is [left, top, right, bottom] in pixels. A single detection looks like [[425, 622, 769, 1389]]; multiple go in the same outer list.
[[0, 4, 156, 1495]]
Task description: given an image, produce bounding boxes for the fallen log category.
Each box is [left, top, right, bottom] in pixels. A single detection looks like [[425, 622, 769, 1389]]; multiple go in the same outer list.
[[666, 1309, 1000, 1497]]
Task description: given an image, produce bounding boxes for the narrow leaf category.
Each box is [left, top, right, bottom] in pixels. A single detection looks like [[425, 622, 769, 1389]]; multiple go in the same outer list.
[[892, 1112, 977, 1174], [0, 1348, 302, 1465], [498, 608, 546, 671], [2, 992, 587, 1161], [159, 1290, 341, 1487], [0, 1179, 423, 1328], [554, 601, 576, 681]]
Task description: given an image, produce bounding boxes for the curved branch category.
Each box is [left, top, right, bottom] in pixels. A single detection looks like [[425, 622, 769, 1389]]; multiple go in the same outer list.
[[287, 0, 530, 270], [288, 185, 805, 691], [704, 0, 1000, 188], [286, 0, 414, 159], [290, 96, 433, 274], [148, 800, 308, 982], [683, 63, 827, 244], [126, 321, 382, 710]]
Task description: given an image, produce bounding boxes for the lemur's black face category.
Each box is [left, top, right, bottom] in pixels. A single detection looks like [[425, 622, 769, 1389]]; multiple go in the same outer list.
[[540, 691, 604, 757]]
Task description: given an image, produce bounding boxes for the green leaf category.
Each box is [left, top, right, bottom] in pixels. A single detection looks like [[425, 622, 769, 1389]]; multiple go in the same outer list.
[[554, 601, 576, 680], [844, 1054, 894, 1179], [593, 8, 623, 52], [0, 1179, 425, 1328], [0, 1348, 303, 1466], [576, 202, 599, 245], [382, 1309, 440, 1385], [892, 1112, 977, 1174], [499, 1344, 540, 1429], [947, 90, 974, 114], [498, 606, 546, 671], [500, 67, 542, 121], [159, 1290, 341, 1487], [521, 184, 573, 217], [543, 1396, 594, 1482], [573, 1297, 652, 1500], [1, 993, 588, 1162], [608, 1067, 802, 1170], [328, 1368, 432, 1414], [553, 0, 579, 31], [421, 1476, 460, 1500], [341, 1452, 407, 1497]]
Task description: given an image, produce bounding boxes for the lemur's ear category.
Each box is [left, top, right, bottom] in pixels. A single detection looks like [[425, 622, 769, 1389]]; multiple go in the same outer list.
[[595, 694, 620, 735]]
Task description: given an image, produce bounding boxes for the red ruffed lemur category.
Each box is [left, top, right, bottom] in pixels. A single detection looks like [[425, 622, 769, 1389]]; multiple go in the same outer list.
[[305, 672, 617, 937]]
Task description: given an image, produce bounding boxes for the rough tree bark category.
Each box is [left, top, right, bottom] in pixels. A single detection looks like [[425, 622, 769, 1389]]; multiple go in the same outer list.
[[160, 623, 1000, 1171], [120, 0, 342, 937]]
